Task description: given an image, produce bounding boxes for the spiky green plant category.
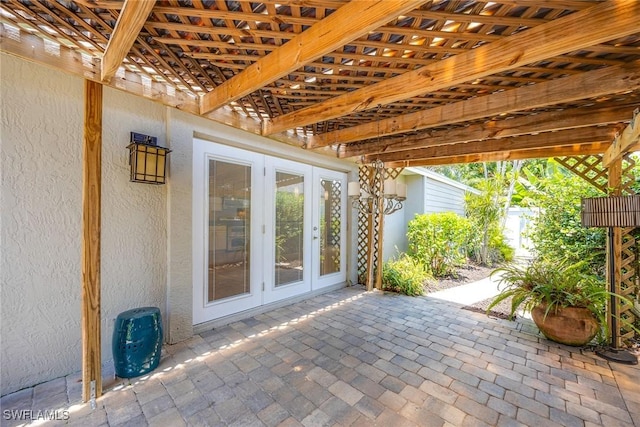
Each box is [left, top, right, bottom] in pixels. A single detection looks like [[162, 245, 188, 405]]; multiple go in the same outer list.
[[488, 257, 636, 344]]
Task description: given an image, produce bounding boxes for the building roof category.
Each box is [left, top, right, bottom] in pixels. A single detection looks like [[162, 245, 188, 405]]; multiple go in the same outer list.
[[404, 167, 481, 194]]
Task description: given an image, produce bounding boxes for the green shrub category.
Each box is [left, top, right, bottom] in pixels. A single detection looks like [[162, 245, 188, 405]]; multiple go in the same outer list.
[[382, 254, 429, 296], [407, 212, 471, 277], [490, 227, 515, 264], [466, 225, 514, 266], [516, 160, 606, 267]]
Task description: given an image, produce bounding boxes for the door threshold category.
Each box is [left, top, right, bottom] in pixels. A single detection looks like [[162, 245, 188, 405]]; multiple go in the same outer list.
[[193, 282, 347, 334]]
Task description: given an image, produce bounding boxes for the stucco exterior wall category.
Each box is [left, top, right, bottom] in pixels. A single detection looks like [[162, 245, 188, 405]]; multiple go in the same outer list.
[[1, 54, 167, 395], [1, 53, 358, 395]]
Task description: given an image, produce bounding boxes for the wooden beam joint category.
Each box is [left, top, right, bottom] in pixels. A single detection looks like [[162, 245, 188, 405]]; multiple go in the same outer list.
[[101, 0, 156, 82], [603, 107, 640, 167]]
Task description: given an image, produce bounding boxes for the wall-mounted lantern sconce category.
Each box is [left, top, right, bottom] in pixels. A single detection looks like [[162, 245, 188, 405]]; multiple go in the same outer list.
[[127, 132, 172, 185]]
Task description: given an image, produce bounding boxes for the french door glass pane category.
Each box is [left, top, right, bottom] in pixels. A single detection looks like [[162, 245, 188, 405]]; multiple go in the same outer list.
[[320, 179, 342, 276], [275, 172, 305, 287], [208, 159, 251, 302]]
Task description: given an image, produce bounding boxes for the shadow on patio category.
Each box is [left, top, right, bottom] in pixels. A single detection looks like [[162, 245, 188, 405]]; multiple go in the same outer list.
[[2, 286, 639, 426]]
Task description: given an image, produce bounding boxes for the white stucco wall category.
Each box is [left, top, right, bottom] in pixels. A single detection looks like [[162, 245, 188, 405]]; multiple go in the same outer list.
[[1, 52, 359, 395], [1, 54, 167, 395]]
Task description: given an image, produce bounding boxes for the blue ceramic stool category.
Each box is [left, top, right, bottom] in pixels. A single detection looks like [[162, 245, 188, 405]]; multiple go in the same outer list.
[[112, 307, 163, 378]]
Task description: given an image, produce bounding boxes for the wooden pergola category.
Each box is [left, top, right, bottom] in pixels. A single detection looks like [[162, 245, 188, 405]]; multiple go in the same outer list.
[[1, 0, 639, 402]]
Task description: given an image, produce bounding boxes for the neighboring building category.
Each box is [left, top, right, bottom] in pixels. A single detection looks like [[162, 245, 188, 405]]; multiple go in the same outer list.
[[383, 168, 480, 261]]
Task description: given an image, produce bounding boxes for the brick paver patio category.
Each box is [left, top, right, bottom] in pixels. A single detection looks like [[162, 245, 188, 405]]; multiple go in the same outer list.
[[2, 286, 639, 426]]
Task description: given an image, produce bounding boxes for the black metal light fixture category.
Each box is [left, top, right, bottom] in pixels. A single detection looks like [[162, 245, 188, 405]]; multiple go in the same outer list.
[[581, 195, 640, 365], [127, 132, 172, 184], [347, 106, 406, 216], [347, 159, 406, 216]]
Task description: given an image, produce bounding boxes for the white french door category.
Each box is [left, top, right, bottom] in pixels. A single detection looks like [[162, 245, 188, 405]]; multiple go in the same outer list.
[[193, 142, 264, 324], [193, 140, 347, 324], [312, 168, 347, 289], [263, 157, 313, 304]]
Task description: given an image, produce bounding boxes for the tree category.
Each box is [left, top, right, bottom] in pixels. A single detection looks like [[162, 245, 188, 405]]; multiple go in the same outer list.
[[465, 177, 505, 265]]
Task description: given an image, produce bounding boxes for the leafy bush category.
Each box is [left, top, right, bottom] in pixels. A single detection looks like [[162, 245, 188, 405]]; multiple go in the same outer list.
[[515, 160, 606, 267], [488, 230, 516, 264], [381, 254, 429, 296], [407, 212, 471, 277]]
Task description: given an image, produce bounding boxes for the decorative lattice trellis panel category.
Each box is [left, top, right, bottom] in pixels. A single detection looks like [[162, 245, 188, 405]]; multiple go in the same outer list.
[[328, 180, 342, 270], [554, 155, 608, 193], [555, 154, 638, 346], [356, 166, 372, 284], [356, 164, 404, 287], [356, 166, 381, 286], [618, 155, 638, 343]]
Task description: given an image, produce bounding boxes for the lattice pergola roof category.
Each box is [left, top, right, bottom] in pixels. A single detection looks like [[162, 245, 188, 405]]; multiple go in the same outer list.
[[1, 0, 639, 165]]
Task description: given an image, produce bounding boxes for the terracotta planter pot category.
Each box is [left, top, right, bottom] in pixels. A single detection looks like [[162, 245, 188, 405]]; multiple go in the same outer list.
[[531, 304, 599, 347]]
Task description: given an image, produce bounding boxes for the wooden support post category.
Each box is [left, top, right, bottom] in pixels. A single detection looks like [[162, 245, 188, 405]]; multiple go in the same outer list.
[[607, 157, 623, 348], [82, 79, 103, 402], [366, 213, 376, 292], [365, 166, 377, 292], [375, 197, 385, 291]]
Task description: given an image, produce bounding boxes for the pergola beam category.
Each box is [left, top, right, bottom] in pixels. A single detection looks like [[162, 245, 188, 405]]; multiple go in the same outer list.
[[314, 59, 640, 149], [385, 142, 610, 168], [368, 126, 614, 164], [101, 0, 156, 82], [603, 108, 640, 167], [264, 1, 640, 136], [340, 103, 635, 158], [200, 0, 427, 114]]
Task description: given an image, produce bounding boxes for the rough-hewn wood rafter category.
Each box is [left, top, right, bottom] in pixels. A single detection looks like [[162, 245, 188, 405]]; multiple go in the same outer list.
[[101, 0, 156, 82], [199, 0, 427, 114], [264, 1, 640, 136], [341, 103, 637, 158], [314, 59, 640, 149], [603, 108, 640, 166], [385, 142, 610, 167], [368, 126, 614, 163]]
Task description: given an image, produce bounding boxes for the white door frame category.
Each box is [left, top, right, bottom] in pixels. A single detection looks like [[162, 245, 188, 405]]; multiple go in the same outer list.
[[193, 139, 348, 325], [193, 141, 264, 324]]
